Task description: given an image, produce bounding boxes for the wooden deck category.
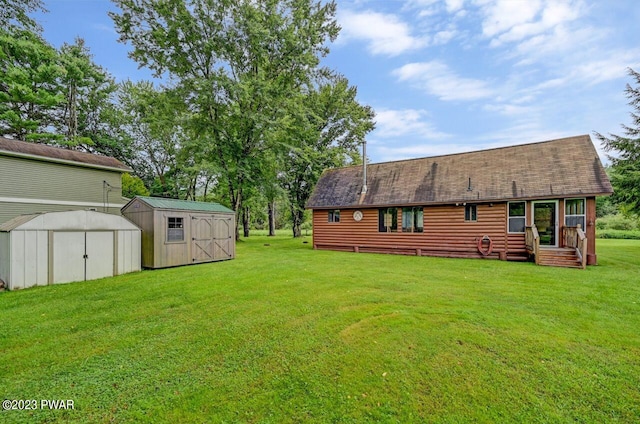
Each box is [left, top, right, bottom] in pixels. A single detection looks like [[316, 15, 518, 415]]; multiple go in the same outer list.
[[537, 247, 583, 268], [525, 225, 587, 269]]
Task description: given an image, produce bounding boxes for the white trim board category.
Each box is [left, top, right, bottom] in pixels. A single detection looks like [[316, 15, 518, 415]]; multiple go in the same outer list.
[[0, 196, 125, 209]]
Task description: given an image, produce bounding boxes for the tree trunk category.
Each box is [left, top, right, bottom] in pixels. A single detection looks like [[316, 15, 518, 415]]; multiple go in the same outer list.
[[230, 186, 242, 241], [67, 83, 78, 141], [268, 201, 276, 236], [291, 207, 303, 238], [242, 206, 250, 238]]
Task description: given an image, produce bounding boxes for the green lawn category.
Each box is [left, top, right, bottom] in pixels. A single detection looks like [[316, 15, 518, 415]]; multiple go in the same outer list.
[[1, 237, 639, 423]]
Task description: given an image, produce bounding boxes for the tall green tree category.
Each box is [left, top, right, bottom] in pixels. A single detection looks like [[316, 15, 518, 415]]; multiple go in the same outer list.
[[0, 0, 46, 32], [278, 73, 375, 237], [57, 38, 117, 148], [0, 28, 65, 142], [111, 0, 340, 239], [116, 81, 188, 197], [122, 173, 150, 198], [595, 68, 640, 215]]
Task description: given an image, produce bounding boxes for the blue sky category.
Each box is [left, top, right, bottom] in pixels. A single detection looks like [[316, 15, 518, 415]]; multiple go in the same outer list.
[[36, 0, 640, 164]]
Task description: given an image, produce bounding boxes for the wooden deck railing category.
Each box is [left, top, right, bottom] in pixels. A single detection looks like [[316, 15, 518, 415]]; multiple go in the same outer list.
[[525, 225, 540, 265], [562, 225, 587, 269]]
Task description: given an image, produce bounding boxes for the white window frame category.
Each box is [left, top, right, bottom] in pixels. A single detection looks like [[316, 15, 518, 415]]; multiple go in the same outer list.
[[565, 198, 586, 229], [508, 201, 526, 234], [167, 216, 185, 242]]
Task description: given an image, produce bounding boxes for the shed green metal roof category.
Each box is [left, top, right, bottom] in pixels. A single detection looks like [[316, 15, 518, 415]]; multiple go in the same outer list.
[[133, 196, 235, 213]]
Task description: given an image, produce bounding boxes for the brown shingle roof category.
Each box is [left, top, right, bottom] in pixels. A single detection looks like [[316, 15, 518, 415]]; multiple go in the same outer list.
[[307, 135, 613, 209], [0, 137, 131, 172]]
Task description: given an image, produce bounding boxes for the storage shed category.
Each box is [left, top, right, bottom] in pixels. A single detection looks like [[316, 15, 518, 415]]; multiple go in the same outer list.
[[0, 210, 141, 290], [121, 196, 235, 269]]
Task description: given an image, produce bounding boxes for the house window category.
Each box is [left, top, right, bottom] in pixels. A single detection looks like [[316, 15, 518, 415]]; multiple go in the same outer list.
[[167, 217, 184, 242], [565, 198, 586, 228], [378, 208, 398, 232], [464, 204, 477, 222], [328, 210, 340, 223], [508, 202, 526, 233], [402, 207, 424, 233]]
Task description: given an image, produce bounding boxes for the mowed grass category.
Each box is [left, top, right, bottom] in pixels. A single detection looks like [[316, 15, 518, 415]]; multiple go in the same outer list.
[[1, 237, 639, 423]]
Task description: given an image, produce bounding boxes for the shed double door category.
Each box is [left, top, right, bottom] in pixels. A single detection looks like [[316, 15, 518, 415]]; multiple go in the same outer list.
[[52, 232, 114, 284], [212, 217, 234, 260], [191, 215, 234, 263]]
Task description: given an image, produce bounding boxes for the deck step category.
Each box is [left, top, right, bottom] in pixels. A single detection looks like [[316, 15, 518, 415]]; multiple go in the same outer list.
[[537, 248, 583, 268]]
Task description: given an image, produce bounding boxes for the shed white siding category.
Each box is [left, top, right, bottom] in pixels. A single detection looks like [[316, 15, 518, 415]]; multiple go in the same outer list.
[[0, 232, 11, 287], [53, 231, 87, 284], [0, 210, 141, 290], [14, 230, 49, 287], [117, 230, 141, 275]]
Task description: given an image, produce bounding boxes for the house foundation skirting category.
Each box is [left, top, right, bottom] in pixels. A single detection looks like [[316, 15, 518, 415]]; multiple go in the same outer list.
[[314, 244, 528, 261]]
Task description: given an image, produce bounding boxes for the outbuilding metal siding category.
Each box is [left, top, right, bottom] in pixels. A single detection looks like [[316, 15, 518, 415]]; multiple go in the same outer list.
[[0, 210, 141, 290]]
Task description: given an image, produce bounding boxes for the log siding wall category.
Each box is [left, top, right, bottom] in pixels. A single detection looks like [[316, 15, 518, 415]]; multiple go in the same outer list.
[[313, 203, 530, 260], [312, 197, 600, 263], [585, 197, 597, 265]]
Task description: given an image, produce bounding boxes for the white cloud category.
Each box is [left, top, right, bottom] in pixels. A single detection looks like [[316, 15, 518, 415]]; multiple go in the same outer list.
[[483, 103, 534, 116], [445, 0, 465, 13], [520, 49, 640, 93], [337, 10, 427, 56], [570, 50, 640, 85], [474, 0, 585, 49], [432, 27, 458, 45], [374, 108, 450, 139], [393, 61, 494, 101], [368, 108, 453, 162], [403, 0, 439, 9], [404, 0, 465, 14], [511, 28, 580, 63], [477, 0, 543, 39], [374, 142, 476, 162], [479, 123, 571, 148]]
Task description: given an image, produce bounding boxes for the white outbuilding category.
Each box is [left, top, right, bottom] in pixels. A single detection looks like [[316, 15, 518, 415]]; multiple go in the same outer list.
[[0, 210, 141, 290]]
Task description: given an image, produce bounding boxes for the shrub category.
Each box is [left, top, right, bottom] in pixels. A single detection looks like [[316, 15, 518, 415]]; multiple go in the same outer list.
[[597, 229, 640, 239], [596, 214, 639, 231]]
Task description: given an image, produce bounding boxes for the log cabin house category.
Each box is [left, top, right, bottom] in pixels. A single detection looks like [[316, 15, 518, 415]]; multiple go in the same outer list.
[[306, 135, 613, 268]]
